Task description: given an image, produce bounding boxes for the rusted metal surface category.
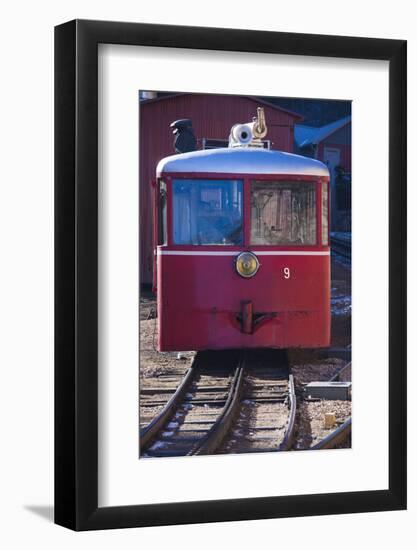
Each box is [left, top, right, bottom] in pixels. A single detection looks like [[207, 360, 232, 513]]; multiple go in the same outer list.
[[192, 362, 245, 455], [140, 350, 242, 458], [218, 350, 293, 454], [241, 301, 253, 334], [278, 374, 297, 451], [139, 361, 196, 449]]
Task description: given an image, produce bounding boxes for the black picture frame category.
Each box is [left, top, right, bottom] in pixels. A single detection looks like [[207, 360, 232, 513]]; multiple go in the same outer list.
[[55, 19, 407, 531]]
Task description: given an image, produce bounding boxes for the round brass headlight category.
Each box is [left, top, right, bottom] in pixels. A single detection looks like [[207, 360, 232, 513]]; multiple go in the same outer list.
[[235, 252, 260, 278]]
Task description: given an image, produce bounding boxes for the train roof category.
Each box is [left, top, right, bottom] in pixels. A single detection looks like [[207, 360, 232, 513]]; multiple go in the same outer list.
[[157, 147, 329, 177]]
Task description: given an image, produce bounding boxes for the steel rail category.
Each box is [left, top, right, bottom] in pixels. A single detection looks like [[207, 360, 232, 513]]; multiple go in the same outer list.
[[331, 236, 351, 260], [278, 373, 297, 451], [191, 359, 245, 456], [311, 417, 352, 450], [141, 350, 295, 456], [139, 361, 197, 450], [329, 361, 352, 382]]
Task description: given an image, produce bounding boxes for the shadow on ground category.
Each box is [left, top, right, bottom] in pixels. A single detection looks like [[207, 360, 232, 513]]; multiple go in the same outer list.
[[24, 505, 54, 523]]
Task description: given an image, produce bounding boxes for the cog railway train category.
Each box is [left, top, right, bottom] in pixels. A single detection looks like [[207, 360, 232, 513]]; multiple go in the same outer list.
[[152, 108, 331, 352]]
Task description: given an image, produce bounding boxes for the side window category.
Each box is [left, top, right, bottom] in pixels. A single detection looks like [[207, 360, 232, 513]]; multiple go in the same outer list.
[[322, 181, 329, 246], [158, 181, 167, 245]]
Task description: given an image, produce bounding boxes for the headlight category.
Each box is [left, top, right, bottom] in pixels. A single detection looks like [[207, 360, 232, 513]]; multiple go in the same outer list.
[[235, 252, 260, 278]]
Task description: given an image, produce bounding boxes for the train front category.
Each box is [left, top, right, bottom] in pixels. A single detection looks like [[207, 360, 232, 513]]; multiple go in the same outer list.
[[154, 109, 331, 351]]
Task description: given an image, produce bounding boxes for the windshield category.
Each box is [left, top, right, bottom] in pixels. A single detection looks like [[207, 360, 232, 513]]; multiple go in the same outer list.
[[251, 181, 316, 245], [172, 179, 243, 245]]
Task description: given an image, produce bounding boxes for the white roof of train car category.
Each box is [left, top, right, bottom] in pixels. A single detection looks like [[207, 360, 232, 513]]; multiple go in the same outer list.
[[157, 147, 329, 177]]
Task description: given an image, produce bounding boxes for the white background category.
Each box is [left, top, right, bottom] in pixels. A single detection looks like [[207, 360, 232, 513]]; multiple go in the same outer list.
[[0, 1, 415, 549], [99, 46, 389, 506]]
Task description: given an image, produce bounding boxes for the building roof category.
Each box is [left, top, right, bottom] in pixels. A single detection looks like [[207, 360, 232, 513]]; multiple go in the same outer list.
[[157, 147, 329, 177], [141, 93, 304, 121], [295, 116, 351, 148]]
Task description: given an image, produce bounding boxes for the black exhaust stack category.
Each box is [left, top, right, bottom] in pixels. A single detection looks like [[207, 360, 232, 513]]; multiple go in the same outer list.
[[170, 119, 197, 153]]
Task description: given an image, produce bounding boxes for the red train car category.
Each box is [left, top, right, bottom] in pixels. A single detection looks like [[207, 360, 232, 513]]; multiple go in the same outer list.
[[153, 113, 330, 351]]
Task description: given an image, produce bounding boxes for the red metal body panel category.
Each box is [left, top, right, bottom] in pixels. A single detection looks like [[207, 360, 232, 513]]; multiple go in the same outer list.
[[140, 94, 303, 284], [156, 171, 330, 351], [157, 252, 330, 351], [151, 179, 158, 293]]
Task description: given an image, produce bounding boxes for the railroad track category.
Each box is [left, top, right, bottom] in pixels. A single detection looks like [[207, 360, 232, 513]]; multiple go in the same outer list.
[[217, 350, 296, 454], [331, 234, 351, 260], [140, 349, 296, 458]]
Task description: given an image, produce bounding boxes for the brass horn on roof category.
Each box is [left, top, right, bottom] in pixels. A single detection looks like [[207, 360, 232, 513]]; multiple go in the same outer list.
[[252, 107, 267, 139]]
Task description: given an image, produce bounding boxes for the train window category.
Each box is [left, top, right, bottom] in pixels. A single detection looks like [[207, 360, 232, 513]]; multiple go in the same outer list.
[[250, 181, 316, 245], [158, 181, 167, 245], [172, 179, 243, 245], [322, 181, 329, 246]]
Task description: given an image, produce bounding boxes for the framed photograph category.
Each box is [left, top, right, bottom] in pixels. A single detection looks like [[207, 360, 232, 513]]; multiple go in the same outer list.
[[55, 20, 406, 530]]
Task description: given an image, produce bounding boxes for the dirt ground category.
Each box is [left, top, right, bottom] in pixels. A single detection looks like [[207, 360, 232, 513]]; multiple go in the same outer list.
[[139, 289, 194, 379], [294, 400, 352, 449]]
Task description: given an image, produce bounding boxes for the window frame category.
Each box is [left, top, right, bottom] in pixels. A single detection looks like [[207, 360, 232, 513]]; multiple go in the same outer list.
[[157, 180, 168, 246], [168, 176, 245, 247], [321, 179, 330, 246], [158, 173, 329, 249], [246, 174, 322, 250]]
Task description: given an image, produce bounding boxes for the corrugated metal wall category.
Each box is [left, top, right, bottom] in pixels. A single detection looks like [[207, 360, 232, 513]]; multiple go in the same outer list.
[[139, 94, 302, 284]]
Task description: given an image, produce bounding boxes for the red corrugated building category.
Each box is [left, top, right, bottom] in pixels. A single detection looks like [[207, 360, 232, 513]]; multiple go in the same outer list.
[[140, 93, 303, 284], [294, 116, 351, 231]]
